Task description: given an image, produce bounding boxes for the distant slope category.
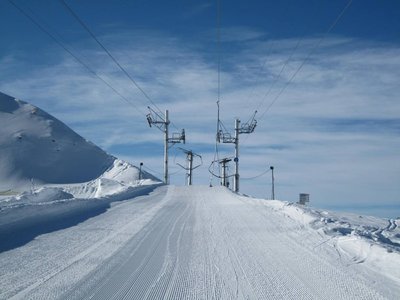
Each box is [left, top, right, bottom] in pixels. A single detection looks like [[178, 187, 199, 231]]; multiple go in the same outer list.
[[0, 91, 154, 190]]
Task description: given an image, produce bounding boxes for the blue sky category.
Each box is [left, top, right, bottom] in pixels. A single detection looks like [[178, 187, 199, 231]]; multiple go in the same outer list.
[[1, 0, 399, 218]]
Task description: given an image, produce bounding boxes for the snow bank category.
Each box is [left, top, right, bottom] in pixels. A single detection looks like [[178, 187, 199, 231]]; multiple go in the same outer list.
[[245, 196, 400, 287], [336, 235, 400, 282], [0, 187, 74, 209], [253, 198, 399, 252], [102, 159, 158, 184], [0, 184, 160, 253], [61, 159, 160, 199], [0, 154, 162, 252]]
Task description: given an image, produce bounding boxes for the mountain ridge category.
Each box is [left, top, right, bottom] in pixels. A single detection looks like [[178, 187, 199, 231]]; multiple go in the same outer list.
[[0, 91, 153, 191]]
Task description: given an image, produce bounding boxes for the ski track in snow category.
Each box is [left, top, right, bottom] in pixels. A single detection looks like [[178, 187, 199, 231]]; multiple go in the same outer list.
[[1, 186, 399, 299]]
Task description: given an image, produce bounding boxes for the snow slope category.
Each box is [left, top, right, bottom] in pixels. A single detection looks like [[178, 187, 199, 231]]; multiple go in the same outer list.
[[0, 91, 115, 190], [0, 91, 161, 251], [1, 186, 398, 299], [0, 90, 160, 202]]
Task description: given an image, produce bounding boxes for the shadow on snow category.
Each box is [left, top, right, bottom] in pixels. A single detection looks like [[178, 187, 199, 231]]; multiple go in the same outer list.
[[0, 185, 160, 253]]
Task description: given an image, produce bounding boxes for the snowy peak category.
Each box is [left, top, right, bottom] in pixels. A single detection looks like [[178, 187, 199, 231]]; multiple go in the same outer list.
[[0, 91, 116, 190]]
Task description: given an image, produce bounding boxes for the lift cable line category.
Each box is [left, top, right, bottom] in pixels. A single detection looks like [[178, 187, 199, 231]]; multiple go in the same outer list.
[[142, 165, 163, 176], [142, 164, 185, 178], [241, 1, 352, 146], [169, 168, 184, 176], [253, 36, 303, 114], [241, 168, 271, 180], [210, 0, 222, 186], [216, 0, 221, 104], [240, 0, 306, 109], [146, 107, 185, 184], [210, 0, 259, 190], [176, 148, 202, 186], [8, 0, 146, 116], [209, 101, 222, 186], [257, 0, 353, 120], [59, 0, 179, 129], [208, 158, 235, 179]]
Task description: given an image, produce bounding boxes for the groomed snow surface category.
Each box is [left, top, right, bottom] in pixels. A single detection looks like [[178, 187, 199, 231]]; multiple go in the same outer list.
[[1, 185, 399, 300]]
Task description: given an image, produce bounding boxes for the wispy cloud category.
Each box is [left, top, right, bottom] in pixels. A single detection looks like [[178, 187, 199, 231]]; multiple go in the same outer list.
[[1, 30, 399, 212]]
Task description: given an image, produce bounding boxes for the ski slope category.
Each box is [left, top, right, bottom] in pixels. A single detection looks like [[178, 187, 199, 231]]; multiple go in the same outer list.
[[1, 186, 399, 299]]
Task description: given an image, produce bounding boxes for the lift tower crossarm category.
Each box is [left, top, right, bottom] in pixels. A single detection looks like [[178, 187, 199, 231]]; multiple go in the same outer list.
[[146, 107, 185, 184], [146, 107, 168, 131], [239, 110, 257, 134]]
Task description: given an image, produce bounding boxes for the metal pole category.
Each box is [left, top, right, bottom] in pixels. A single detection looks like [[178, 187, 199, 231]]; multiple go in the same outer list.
[[139, 162, 143, 180], [187, 151, 193, 185], [221, 159, 227, 187], [234, 118, 240, 192], [216, 101, 220, 142], [164, 110, 169, 184], [223, 161, 226, 187], [270, 166, 275, 200], [220, 161, 224, 186]]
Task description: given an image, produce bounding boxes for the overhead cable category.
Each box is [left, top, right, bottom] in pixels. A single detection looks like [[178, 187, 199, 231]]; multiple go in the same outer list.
[[8, 0, 145, 116], [210, 0, 222, 186], [254, 37, 303, 113], [58, 0, 163, 114], [241, 168, 271, 180], [258, 0, 354, 120]]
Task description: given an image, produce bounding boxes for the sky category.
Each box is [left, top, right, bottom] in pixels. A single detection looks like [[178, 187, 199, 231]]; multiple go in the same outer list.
[[1, 0, 399, 218]]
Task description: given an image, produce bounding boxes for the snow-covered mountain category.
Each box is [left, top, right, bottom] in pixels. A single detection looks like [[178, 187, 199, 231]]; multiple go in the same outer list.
[[0, 91, 158, 192]]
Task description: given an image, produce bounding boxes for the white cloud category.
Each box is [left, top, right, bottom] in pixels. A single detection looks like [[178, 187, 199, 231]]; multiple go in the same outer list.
[[1, 31, 399, 214]]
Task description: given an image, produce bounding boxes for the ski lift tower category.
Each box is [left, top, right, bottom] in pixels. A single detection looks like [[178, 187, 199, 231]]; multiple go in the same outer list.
[[219, 157, 232, 187], [146, 107, 185, 184], [176, 148, 202, 185], [217, 108, 257, 192]]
